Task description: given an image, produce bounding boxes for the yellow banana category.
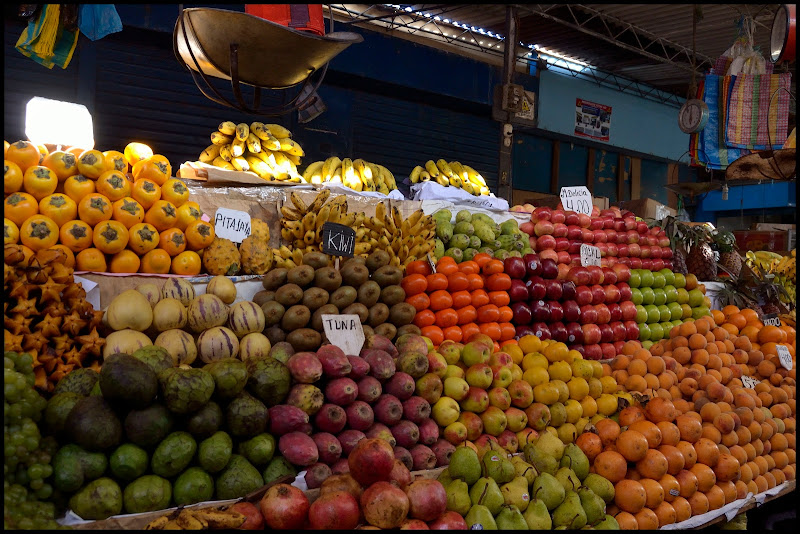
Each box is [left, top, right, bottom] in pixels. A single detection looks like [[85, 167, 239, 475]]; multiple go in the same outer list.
[[245, 156, 273, 179], [281, 205, 303, 221], [246, 133, 262, 153], [410, 165, 424, 184], [460, 179, 475, 195], [234, 123, 249, 142], [285, 152, 302, 166], [302, 161, 324, 183], [307, 190, 331, 213], [230, 156, 250, 172], [436, 174, 450, 187], [419, 170, 431, 182], [436, 159, 454, 177], [279, 138, 305, 157], [251, 125, 282, 150], [265, 123, 292, 139], [342, 158, 362, 191], [354, 159, 375, 191], [378, 165, 396, 190], [211, 131, 233, 146], [322, 156, 342, 181], [231, 138, 246, 157], [252, 149, 277, 169], [199, 144, 221, 163], [218, 121, 237, 135], [425, 160, 440, 178], [355, 242, 371, 256], [375, 201, 386, 222], [302, 211, 317, 234], [290, 191, 308, 214], [211, 156, 235, 170], [249, 121, 265, 134], [329, 166, 342, 184]]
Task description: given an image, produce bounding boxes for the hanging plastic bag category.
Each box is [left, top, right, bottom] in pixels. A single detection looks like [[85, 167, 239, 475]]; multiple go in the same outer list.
[[725, 16, 766, 76], [78, 4, 122, 42]]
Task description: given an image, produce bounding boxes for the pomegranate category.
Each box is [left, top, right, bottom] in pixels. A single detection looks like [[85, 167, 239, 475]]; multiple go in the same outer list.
[[348, 438, 395, 486], [389, 458, 412, 490], [428, 511, 469, 530], [259, 483, 309, 530], [361, 480, 410, 529], [400, 519, 431, 529], [308, 490, 361, 530], [319, 473, 363, 501], [230, 502, 264, 530], [405, 479, 447, 522]]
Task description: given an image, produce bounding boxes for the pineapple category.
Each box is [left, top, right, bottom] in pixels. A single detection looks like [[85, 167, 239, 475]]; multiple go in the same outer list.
[[714, 230, 742, 277], [680, 224, 717, 281]]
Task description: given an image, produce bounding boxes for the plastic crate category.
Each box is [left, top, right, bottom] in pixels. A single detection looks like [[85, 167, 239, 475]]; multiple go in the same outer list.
[[245, 4, 325, 36]]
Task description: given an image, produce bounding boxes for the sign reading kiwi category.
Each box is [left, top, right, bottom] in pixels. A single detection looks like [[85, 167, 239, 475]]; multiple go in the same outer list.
[[321, 314, 365, 356], [321, 222, 356, 258]]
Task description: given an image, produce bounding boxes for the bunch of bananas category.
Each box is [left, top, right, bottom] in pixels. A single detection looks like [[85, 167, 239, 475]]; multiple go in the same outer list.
[[301, 157, 398, 194], [144, 506, 246, 530], [199, 121, 304, 182], [275, 190, 365, 268], [409, 159, 490, 196], [746, 249, 796, 308], [357, 200, 436, 268]]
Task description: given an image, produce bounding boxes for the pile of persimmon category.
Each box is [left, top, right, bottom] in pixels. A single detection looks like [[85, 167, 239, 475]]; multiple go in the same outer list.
[[402, 253, 515, 349], [5, 140, 211, 275]]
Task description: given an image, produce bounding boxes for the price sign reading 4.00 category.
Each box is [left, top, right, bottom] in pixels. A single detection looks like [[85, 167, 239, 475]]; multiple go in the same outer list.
[[776, 344, 793, 371], [559, 186, 593, 216]]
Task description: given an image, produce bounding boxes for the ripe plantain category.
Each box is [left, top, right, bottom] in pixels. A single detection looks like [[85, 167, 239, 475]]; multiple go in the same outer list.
[[217, 121, 237, 136]]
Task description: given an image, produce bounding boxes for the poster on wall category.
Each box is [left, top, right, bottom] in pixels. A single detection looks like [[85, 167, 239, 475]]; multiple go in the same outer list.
[[575, 98, 612, 142]]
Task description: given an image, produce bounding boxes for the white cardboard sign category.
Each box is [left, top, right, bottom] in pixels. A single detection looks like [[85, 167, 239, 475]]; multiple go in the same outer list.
[[580, 244, 602, 267], [741, 376, 760, 389], [559, 186, 593, 215], [214, 207, 251, 243], [776, 345, 793, 370], [321, 314, 365, 356]]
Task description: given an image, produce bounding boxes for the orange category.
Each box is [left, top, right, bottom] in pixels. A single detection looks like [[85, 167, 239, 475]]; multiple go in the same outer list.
[[4, 159, 24, 194], [108, 249, 141, 273], [758, 325, 785, 344], [75, 247, 107, 272], [722, 305, 741, 317], [740, 308, 759, 323], [140, 248, 171, 274], [19, 214, 59, 251], [5, 140, 42, 172], [59, 220, 94, 252], [727, 313, 747, 331], [614, 479, 647, 514]]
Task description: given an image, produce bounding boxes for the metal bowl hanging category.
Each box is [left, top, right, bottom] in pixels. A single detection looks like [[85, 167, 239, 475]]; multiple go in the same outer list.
[[173, 7, 363, 115], [770, 4, 796, 63]]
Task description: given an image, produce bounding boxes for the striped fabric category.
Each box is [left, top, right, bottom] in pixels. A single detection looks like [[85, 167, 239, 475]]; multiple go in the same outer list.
[[15, 4, 78, 69], [725, 73, 793, 150], [696, 74, 751, 170]]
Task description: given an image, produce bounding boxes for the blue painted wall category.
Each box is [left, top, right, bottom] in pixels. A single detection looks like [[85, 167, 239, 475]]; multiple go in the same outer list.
[[537, 70, 687, 161]]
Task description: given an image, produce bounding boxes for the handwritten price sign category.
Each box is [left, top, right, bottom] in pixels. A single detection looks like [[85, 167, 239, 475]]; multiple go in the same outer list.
[[560, 186, 593, 216], [776, 345, 793, 370], [741, 376, 760, 389], [580, 244, 602, 267], [763, 314, 782, 327]]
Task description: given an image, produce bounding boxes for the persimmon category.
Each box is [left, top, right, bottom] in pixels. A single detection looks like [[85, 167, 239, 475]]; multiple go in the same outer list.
[[420, 325, 444, 347], [171, 250, 202, 275], [488, 290, 510, 307], [76, 149, 108, 179], [428, 290, 453, 311], [616, 429, 649, 462], [93, 220, 129, 255], [63, 174, 95, 203], [158, 228, 187, 257], [19, 215, 59, 251], [482, 259, 504, 275], [127, 223, 160, 255], [160, 178, 189, 207], [470, 289, 490, 308], [405, 260, 431, 276], [466, 273, 484, 291], [498, 305, 513, 323], [456, 305, 477, 325], [78, 193, 113, 226], [406, 293, 431, 313], [425, 273, 448, 292], [59, 220, 93, 252], [109, 249, 141, 273], [435, 256, 458, 276], [38, 193, 77, 227], [485, 272, 511, 291], [131, 177, 161, 209], [434, 308, 458, 329], [22, 165, 58, 201], [413, 309, 436, 329], [442, 326, 463, 343], [184, 220, 214, 251], [457, 260, 479, 275], [75, 248, 107, 272], [102, 150, 128, 174]]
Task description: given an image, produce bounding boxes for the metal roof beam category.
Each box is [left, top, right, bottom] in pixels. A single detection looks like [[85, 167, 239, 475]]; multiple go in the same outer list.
[[515, 4, 715, 77]]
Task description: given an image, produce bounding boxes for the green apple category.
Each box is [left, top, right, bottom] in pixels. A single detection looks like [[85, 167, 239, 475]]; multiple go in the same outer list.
[[649, 323, 664, 342], [629, 270, 642, 288], [639, 270, 654, 287], [676, 288, 690, 304], [432, 396, 461, 427], [653, 288, 667, 306], [668, 303, 684, 321], [681, 304, 693, 319], [642, 340, 654, 350], [631, 287, 643, 306], [692, 306, 711, 320], [672, 272, 686, 289], [444, 364, 466, 379], [645, 304, 661, 324], [688, 289, 705, 308], [639, 323, 651, 341], [640, 287, 655, 305], [671, 319, 684, 328], [657, 305, 672, 322], [635, 305, 648, 324], [651, 272, 666, 288], [659, 268, 676, 286], [664, 285, 678, 303]]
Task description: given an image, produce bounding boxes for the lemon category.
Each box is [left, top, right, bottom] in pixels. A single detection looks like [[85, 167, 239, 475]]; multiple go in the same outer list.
[[589, 360, 604, 379], [533, 382, 559, 405], [600, 375, 619, 395], [548, 360, 573, 382], [567, 377, 590, 400], [587, 377, 604, 399], [571, 359, 594, 380], [518, 334, 542, 355], [551, 379, 570, 404], [575, 416, 591, 435], [523, 367, 550, 388], [597, 393, 619, 416], [557, 422, 578, 444], [564, 399, 583, 423]]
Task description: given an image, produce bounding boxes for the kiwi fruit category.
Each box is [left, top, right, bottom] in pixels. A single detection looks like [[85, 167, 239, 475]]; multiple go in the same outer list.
[[342, 303, 369, 324], [303, 251, 330, 270], [311, 304, 339, 331], [314, 266, 342, 292], [302, 287, 330, 311], [362, 325, 375, 338], [275, 284, 304, 307], [389, 302, 416, 327], [371, 265, 403, 287], [329, 286, 357, 310], [374, 323, 397, 341], [341, 256, 366, 269], [365, 249, 391, 273], [357, 281, 381, 308], [262, 268, 288, 290], [367, 303, 390, 327], [379, 285, 405, 307], [286, 328, 322, 352], [281, 304, 311, 331], [397, 324, 422, 337], [340, 261, 370, 288], [261, 301, 286, 328], [252, 290, 275, 307], [287, 265, 315, 287], [265, 325, 286, 345]]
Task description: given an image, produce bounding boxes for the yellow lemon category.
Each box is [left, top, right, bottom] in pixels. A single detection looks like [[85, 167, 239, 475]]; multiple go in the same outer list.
[[518, 335, 542, 355], [600, 375, 619, 395], [571, 359, 594, 380], [510, 364, 523, 382], [567, 377, 590, 400], [523, 352, 549, 371], [564, 399, 583, 423], [543, 342, 569, 363], [575, 417, 591, 435], [587, 377, 604, 399], [533, 383, 559, 405], [589, 360, 604, 379], [551, 379, 570, 404], [548, 361, 573, 382], [523, 367, 550, 388], [597, 393, 619, 416]]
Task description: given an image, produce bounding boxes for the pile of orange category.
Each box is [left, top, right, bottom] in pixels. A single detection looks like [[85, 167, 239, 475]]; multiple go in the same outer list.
[[597, 310, 796, 528], [5, 140, 209, 275]]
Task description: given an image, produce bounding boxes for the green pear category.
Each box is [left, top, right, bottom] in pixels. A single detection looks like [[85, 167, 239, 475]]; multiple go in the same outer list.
[[469, 477, 504, 516], [510, 456, 538, 486], [593, 514, 620, 530], [560, 443, 590, 481], [500, 475, 530, 511], [522, 495, 552, 529], [446, 479, 472, 516], [578, 486, 606, 526], [555, 466, 581, 492], [481, 450, 514, 484], [448, 446, 481, 485], [437, 467, 453, 487], [582, 473, 615, 504], [530, 472, 565, 511], [534, 430, 565, 460], [523, 443, 558, 476], [552, 490, 587, 529], [495, 504, 528, 530], [465, 504, 497, 530]]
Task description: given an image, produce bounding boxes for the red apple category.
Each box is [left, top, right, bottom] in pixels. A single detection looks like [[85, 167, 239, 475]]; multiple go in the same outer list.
[[580, 305, 598, 325], [599, 323, 614, 343], [586, 266, 604, 285], [575, 286, 593, 306], [508, 279, 529, 302], [531, 206, 552, 222], [650, 246, 662, 259], [564, 211, 580, 226], [600, 343, 617, 360], [639, 245, 651, 258], [649, 226, 661, 236], [520, 221, 535, 236], [565, 322, 584, 344], [611, 321, 627, 342], [605, 229, 618, 243], [568, 241, 582, 254], [534, 220, 555, 237], [537, 234, 556, 251], [567, 266, 591, 286], [604, 284, 621, 304], [578, 213, 592, 228], [628, 243, 641, 257], [545, 279, 563, 301], [595, 303, 611, 324], [592, 229, 608, 243], [618, 257, 631, 266], [629, 257, 643, 269], [550, 210, 566, 224], [524, 254, 542, 277], [608, 302, 623, 322], [647, 235, 659, 247], [529, 235, 537, 249], [623, 217, 637, 231], [589, 218, 605, 231], [613, 218, 626, 232], [554, 237, 570, 252], [596, 243, 608, 257], [640, 258, 653, 270], [548, 301, 564, 323], [562, 300, 581, 323], [602, 218, 615, 229], [658, 236, 671, 247], [612, 263, 631, 283], [606, 243, 619, 257], [582, 324, 602, 345], [511, 301, 532, 326], [556, 263, 571, 280], [556, 251, 571, 265], [530, 300, 550, 322], [663, 259, 673, 270], [626, 230, 639, 244], [532, 322, 551, 340], [549, 321, 568, 343], [636, 221, 649, 234], [569, 254, 582, 266], [566, 225, 583, 241], [651, 259, 665, 272], [583, 343, 603, 360], [620, 301, 638, 321], [661, 247, 673, 259], [526, 276, 546, 300], [553, 223, 568, 238], [613, 340, 626, 355], [617, 282, 632, 302], [590, 285, 606, 305], [601, 267, 617, 285], [561, 280, 577, 301], [540, 258, 559, 279], [504, 257, 527, 280], [581, 228, 594, 243]]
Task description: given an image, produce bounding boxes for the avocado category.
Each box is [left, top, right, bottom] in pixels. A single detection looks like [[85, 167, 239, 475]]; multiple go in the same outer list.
[[66, 396, 122, 452], [99, 353, 158, 409], [124, 404, 174, 448]]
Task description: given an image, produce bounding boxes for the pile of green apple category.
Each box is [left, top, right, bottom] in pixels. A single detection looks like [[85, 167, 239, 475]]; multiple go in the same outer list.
[[628, 268, 711, 349]]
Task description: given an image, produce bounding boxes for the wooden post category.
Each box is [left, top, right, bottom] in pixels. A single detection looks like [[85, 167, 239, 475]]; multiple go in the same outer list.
[[587, 148, 596, 195], [667, 163, 679, 209], [631, 157, 641, 201], [617, 153, 626, 202], [551, 140, 560, 194]]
